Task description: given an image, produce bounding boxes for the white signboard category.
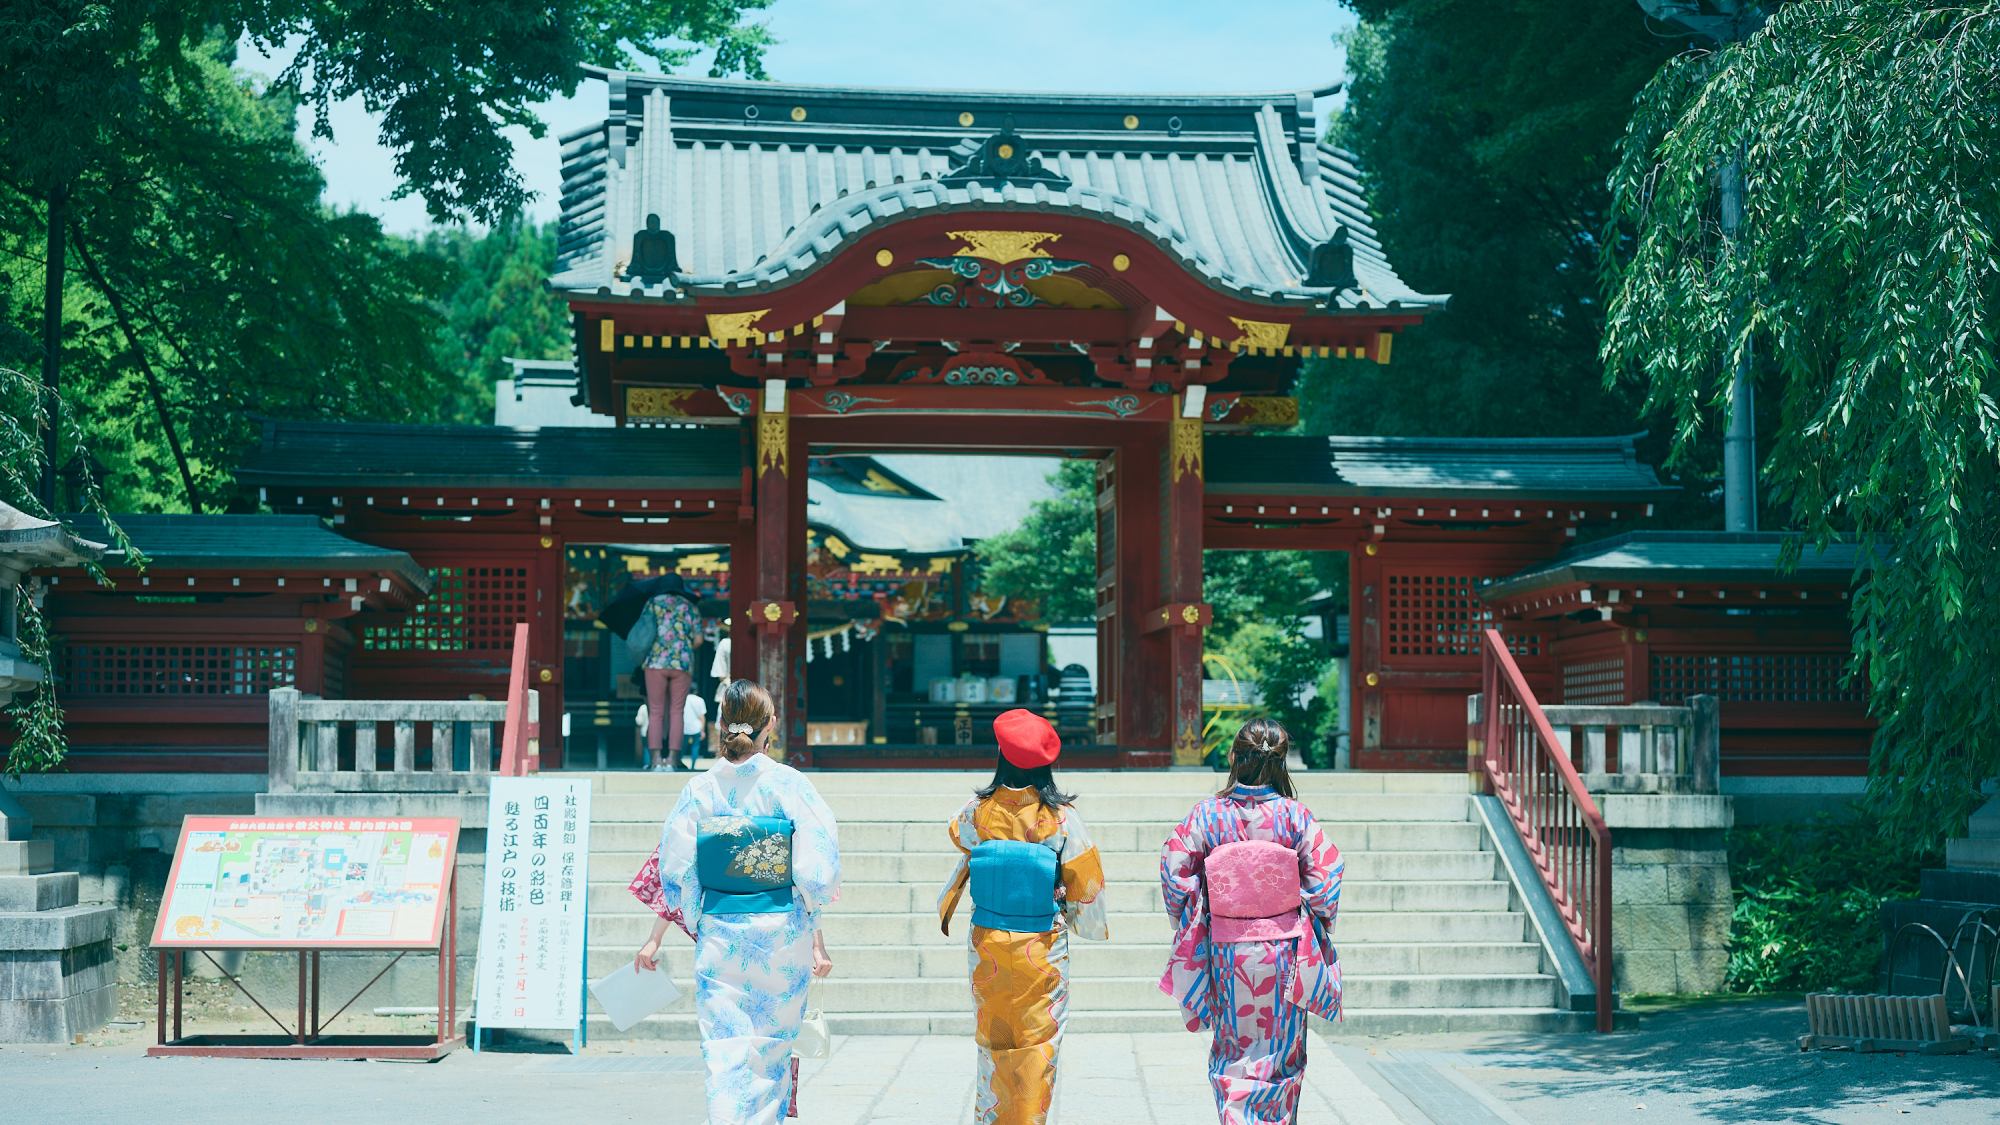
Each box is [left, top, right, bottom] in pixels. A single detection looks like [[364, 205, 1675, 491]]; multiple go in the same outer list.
[[474, 776, 592, 1031]]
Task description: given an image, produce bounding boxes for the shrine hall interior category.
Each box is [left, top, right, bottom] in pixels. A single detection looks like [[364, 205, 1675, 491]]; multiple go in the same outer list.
[[27, 72, 1870, 781]]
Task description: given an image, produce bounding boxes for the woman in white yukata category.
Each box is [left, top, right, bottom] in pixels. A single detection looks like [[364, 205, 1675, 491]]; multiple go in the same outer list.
[[631, 681, 840, 1123]]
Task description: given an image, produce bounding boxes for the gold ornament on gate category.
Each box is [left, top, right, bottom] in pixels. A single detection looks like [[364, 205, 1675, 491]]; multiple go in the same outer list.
[[1181, 604, 1200, 624], [762, 603, 783, 622]]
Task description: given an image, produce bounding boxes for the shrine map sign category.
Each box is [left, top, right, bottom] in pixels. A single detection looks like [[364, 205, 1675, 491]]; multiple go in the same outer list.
[[151, 816, 461, 949]]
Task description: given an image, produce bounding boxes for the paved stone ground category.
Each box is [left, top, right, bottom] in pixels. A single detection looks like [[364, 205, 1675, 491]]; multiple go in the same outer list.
[[5, 1000, 1998, 1122]]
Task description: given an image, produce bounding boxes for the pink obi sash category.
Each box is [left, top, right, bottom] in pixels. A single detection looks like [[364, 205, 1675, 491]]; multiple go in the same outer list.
[[1205, 840, 1304, 943]]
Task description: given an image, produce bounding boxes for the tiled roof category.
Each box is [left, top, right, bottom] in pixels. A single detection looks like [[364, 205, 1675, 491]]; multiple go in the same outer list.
[[553, 72, 1443, 311], [809, 455, 1065, 554], [1206, 434, 1672, 501], [0, 502, 103, 569], [1481, 532, 1865, 600], [238, 421, 742, 492], [61, 514, 430, 589]]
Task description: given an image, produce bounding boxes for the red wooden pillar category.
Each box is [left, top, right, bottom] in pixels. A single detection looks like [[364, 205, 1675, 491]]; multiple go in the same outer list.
[[749, 396, 807, 763], [1153, 404, 1209, 766], [534, 531, 565, 767], [1114, 428, 1166, 764]]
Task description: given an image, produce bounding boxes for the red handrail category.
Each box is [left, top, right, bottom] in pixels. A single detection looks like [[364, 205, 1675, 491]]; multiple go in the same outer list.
[[1477, 628, 1614, 1032], [498, 621, 539, 777]]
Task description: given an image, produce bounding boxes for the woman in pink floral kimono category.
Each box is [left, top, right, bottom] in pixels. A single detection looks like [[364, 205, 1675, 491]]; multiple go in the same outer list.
[[1159, 719, 1343, 1124]]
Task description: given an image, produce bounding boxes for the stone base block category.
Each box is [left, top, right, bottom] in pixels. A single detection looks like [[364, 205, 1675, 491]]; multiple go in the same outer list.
[[0, 839, 53, 876], [0, 982, 117, 1043], [0, 941, 116, 1001], [0, 903, 116, 952], [0, 872, 78, 912]]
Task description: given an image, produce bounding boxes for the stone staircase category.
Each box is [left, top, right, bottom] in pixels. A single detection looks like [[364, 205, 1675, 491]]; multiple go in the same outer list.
[[578, 769, 1590, 1037]]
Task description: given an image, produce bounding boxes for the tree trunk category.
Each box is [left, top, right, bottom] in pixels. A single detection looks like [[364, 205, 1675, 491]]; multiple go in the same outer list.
[[38, 186, 68, 511], [72, 230, 203, 514]]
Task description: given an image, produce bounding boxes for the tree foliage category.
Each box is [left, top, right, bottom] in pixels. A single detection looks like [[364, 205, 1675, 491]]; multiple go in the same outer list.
[[424, 221, 573, 424], [0, 39, 459, 512], [973, 460, 1098, 624], [1602, 1, 2000, 843], [1308, 1, 1675, 446]]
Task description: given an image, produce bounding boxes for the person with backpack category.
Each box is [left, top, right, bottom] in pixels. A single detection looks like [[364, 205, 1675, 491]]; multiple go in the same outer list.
[[936, 709, 1108, 1125], [1158, 719, 1344, 1124]]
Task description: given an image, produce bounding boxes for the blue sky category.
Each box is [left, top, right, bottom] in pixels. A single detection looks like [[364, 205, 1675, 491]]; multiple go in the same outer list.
[[242, 0, 1358, 234]]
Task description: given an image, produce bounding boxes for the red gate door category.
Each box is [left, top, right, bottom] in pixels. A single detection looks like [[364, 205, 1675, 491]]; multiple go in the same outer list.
[[1093, 454, 1118, 745]]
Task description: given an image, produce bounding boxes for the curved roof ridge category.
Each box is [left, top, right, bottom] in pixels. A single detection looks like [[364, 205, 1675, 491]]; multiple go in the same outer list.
[[582, 67, 1339, 107]]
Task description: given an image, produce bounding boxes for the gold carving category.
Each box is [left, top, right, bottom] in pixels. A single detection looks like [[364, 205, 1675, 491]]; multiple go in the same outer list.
[[1172, 722, 1203, 767], [762, 602, 783, 622], [626, 387, 701, 418], [947, 230, 1061, 264], [1230, 317, 1291, 351], [958, 111, 975, 127], [1171, 412, 1204, 482], [1365, 672, 1380, 687], [996, 143, 1015, 159], [758, 411, 790, 477], [1364, 542, 1379, 557], [790, 105, 807, 122], [1375, 329, 1395, 365], [1111, 253, 1131, 272], [874, 248, 894, 267], [1181, 604, 1200, 624], [599, 318, 615, 352], [706, 309, 771, 344], [1231, 396, 1300, 427], [1123, 115, 1139, 130], [538, 667, 553, 683]]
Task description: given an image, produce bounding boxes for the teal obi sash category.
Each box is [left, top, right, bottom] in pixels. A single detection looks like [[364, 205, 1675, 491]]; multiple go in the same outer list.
[[696, 816, 794, 914], [968, 839, 1061, 933]]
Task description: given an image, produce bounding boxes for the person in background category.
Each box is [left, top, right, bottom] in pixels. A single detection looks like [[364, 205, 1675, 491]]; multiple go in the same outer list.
[[1159, 719, 1343, 1124], [631, 680, 839, 1123], [709, 624, 733, 749], [638, 573, 704, 772], [681, 689, 708, 769], [936, 709, 1108, 1125]]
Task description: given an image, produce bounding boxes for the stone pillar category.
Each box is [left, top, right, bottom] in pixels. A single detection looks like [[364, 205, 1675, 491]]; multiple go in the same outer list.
[[1600, 793, 1735, 995], [0, 791, 117, 1042]]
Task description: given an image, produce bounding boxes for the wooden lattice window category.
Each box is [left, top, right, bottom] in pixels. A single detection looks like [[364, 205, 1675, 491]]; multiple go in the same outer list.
[[365, 565, 530, 653], [1650, 652, 1861, 704], [1561, 658, 1626, 705], [1384, 573, 1539, 660], [58, 644, 296, 695]]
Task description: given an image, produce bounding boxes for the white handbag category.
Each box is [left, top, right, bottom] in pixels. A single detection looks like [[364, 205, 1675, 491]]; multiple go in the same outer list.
[[797, 979, 832, 1059]]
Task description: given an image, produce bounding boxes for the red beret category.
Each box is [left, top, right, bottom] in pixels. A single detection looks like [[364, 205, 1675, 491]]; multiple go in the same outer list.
[[994, 708, 1061, 770]]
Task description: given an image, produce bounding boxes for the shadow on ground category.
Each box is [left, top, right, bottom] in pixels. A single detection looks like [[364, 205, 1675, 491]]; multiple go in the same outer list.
[[1406, 1000, 2000, 1123]]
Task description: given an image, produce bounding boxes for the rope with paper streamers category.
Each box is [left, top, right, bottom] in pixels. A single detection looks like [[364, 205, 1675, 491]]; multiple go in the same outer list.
[[805, 619, 881, 663]]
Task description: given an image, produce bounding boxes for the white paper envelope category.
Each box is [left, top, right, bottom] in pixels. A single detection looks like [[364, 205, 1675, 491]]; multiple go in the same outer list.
[[589, 960, 683, 1032]]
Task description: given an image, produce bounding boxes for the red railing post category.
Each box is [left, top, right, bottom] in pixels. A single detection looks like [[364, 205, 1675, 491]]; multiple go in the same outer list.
[[1474, 628, 1615, 1033], [498, 621, 535, 777]]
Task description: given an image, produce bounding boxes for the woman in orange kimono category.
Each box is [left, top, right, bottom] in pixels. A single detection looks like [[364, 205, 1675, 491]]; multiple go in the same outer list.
[[937, 709, 1109, 1125]]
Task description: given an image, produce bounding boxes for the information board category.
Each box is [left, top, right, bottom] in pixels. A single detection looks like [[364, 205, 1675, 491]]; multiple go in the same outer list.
[[473, 776, 593, 1031], [151, 816, 461, 949]]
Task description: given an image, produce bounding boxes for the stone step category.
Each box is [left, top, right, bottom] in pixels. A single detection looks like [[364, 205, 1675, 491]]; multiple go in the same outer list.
[[584, 818, 1483, 854], [585, 792, 1474, 826], [582, 940, 1546, 981], [583, 847, 1498, 885], [582, 876, 1514, 916], [576, 1004, 1589, 1039], [586, 907, 1530, 948], [570, 973, 1556, 1017], [1945, 837, 2000, 871], [584, 770, 1471, 797]]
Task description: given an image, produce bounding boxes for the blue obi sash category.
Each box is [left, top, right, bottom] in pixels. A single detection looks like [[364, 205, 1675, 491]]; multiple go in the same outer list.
[[695, 816, 794, 914], [968, 839, 1061, 933]]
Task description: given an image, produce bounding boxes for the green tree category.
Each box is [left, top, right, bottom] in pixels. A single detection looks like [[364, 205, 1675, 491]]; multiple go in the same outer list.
[[1, 0, 773, 505], [1601, 1, 2000, 844], [1, 39, 458, 513], [974, 460, 1098, 624], [425, 221, 573, 424], [1308, 3, 1675, 449]]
